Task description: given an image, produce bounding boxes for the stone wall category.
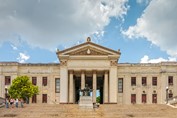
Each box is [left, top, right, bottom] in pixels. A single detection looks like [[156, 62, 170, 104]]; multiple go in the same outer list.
[[1, 62, 177, 104], [0, 62, 60, 104], [117, 62, 177, 104]]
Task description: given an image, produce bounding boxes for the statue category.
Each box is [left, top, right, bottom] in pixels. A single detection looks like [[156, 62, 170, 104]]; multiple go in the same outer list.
[[79, 84, 93, 108], [80, 84, 92, 96]]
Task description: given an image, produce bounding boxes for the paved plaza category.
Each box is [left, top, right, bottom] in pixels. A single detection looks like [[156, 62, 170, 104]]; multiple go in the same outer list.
[[0, 104, 177, 118]]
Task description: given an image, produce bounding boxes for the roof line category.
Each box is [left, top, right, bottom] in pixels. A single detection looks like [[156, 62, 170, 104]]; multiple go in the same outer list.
[[57, 41, 120, 54]]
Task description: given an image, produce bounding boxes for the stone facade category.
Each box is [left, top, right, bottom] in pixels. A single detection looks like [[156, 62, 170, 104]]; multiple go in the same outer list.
[[0, 38, 177, 104]]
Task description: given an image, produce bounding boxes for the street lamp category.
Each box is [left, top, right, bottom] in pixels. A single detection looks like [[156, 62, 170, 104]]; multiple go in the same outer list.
[[166, 86, 169, 104], [5, 86, 8, 99], [5, 86, 8, 108]]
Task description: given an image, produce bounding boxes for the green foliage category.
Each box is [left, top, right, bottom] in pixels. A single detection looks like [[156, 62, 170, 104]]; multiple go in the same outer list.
[[8, 76, 39, 99], [96, 96, 100, 103]]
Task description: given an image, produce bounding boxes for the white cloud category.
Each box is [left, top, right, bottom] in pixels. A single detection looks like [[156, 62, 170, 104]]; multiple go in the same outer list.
[[136, 0, 151, 5], [122, 0, 177, 57], [17, 53, 30, 63], [140, 55, 176, 63], [0, 0, 128, 50]]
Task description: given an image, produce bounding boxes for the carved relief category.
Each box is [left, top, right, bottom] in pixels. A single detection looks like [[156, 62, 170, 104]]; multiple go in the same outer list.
[[60, 61, 67, 66], [110, 61, 117, 66], [67, 47, 110, 55]]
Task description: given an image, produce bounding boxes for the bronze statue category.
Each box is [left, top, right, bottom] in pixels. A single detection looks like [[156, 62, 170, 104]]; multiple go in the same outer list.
[[80, 84, 92, 96]]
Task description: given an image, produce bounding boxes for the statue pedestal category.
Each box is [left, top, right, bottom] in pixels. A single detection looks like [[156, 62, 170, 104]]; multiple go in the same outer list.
[[79, 96, 93, 109]]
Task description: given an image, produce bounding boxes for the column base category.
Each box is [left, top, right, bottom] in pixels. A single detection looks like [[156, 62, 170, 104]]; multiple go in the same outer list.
[[104, 102, 117, 104], [60, 102, 69, 104]]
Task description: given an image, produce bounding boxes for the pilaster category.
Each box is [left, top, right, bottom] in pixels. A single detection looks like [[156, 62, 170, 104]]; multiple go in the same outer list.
[[69, 70, 74, 103], [104, 70, 109, 103], [81, 70, 85, 89], [93, 70, 97, 103], [60, 63, 68, 103]]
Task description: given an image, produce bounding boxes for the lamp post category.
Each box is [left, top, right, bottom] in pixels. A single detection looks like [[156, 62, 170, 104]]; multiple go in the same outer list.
[[5, 86, 8, 108], [5, 86, 7, 99], [166, 86, 169, 104]]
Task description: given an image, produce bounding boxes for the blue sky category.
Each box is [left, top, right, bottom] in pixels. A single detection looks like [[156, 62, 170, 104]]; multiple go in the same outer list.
[[0, 0, 176, 63]]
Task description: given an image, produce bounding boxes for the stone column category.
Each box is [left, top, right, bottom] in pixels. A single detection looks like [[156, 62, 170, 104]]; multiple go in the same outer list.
[[104, 70, 109, 103], [93, 70, 97, 103], [0, 75, 4, 98], [60, 63, 68, 103], [69, 70, 74, 103], [109, 66, 118, 103], [81, 70, 85, 89]]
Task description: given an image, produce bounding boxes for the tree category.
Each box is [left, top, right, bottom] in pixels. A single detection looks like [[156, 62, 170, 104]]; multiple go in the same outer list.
[[8, 76, 39, 100], [96, 96, 100, 103]]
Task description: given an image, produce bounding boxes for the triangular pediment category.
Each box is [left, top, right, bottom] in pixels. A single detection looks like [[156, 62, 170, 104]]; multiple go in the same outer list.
[[57, 41, 120, 56], [65, 46, 112, 55]]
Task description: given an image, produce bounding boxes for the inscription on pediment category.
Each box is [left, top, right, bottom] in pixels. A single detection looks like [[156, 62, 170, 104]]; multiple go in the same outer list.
[[66, 47, 111, 55]]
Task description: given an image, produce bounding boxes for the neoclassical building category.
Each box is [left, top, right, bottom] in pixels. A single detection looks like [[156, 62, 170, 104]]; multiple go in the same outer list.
[[0, 37, 177, 104]]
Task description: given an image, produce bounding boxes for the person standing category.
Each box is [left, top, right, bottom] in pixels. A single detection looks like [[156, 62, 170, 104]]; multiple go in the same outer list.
[[10, 98, 14, 108], [15, 98, 18, 108], [20, 98, 24, 108], [5, 98, 9, 108]]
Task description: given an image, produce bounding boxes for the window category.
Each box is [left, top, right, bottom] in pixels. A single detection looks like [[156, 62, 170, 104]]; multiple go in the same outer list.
[[142, 94, 146, 103], [169, 93, 173, 98], [5, 76, 11, 85], [152, 77, 157, 86], [131, 77, 136, 86], [152, 94, 157, 103], [55, 78, 60, 93], [42, 94, 47, 103], [168, 76, 173, 86], [142, 77, 147, 86], [42, 77, 47, 86], [32, 77, 37, 85], [118, 78, 123, 93], [32, 94, 37, 103], [131, 94, 136, 104]]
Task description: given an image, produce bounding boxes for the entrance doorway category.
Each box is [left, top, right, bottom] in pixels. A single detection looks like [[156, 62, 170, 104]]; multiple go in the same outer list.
[[32, 94, 37, 103], [97, 76, 104, 104], [74, 76, 81, 103], [85, 76, 93, 89], [42, 94, 47, 103], [73, 73, 104, 104]]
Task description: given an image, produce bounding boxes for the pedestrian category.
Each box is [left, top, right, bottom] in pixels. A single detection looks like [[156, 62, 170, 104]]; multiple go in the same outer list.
[[20, 98, 24, 108], [15, 98, 18, 108], [10, 98, 14, 108], [5, 98, 9, 108]]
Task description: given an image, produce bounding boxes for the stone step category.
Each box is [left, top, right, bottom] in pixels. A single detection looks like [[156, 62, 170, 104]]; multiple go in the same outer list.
[[1, 104, 177, 118]]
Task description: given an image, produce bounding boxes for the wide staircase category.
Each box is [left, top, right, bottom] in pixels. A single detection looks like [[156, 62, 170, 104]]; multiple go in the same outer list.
[[0, 104, 177, 118], [0, 97, 5, 108]]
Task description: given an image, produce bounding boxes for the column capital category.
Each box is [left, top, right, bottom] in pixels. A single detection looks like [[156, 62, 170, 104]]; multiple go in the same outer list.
[[69, 70, 74, 74], [92, 70, 97, 74], [104, 70, 109, 74], [81, 70, 85, 74]]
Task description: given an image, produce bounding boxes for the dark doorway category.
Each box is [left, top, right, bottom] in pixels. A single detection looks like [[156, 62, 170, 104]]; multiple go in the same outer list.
[[32, 94, 37, 103], [74, 76, 81, 103], [131, 94, 136, 104], [73, 74, 104, 104], [85, 76, 93, 89], [97, 76, 104, 104], [42, 94, 47, 103]]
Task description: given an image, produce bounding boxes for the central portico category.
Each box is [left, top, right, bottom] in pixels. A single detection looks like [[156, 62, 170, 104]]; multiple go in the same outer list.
[[56, 37, 121, 104]]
